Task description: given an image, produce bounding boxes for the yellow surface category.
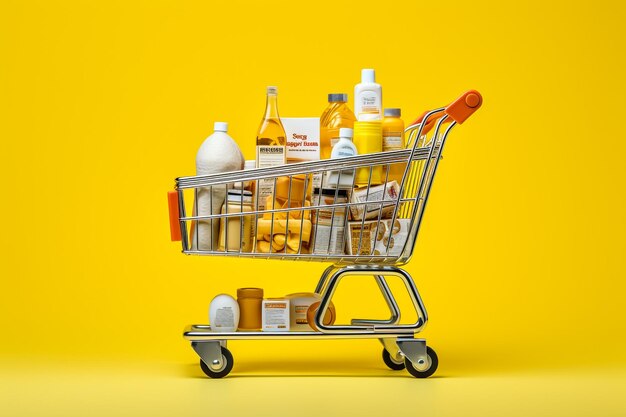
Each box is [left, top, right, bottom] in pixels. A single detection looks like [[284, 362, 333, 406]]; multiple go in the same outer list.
[[1, 0, 626, 415]]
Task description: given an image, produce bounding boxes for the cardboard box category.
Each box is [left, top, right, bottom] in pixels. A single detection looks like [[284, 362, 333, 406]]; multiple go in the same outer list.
[[282, 117, 321, 189], [349, 181, 400, 221], [347, 218, 410, 256], [262, 299, 290, 331]]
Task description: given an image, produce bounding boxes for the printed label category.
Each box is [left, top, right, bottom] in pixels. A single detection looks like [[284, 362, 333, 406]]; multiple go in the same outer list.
[[383, 133, 403, 151], [214, 307, 234, 328], [357, 91, 381, 116], [256, 145, 285, 210]]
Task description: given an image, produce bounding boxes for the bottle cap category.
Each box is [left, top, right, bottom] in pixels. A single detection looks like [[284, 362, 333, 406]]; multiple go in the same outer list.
[[339, 127, 354, 139], [267, 86, 278, 95], [361, 69, 375, 83], [328, 93, 348, 102], [384, 108, 401, 117], [214, 122, 228, 132]]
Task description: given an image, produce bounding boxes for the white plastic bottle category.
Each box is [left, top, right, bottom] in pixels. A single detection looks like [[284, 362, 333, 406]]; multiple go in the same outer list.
[[354, 69, 382, 121], [193, 122, 244, 251], [209, 294, 240, 332], [326, 128, 358, 188]]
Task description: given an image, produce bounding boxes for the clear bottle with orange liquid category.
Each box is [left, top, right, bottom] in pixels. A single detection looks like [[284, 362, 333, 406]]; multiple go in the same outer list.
[[320, 94, 357, 159], [256, 86, 286, 210]]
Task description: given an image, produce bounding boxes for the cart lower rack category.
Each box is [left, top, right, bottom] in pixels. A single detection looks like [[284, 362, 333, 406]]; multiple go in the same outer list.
[[169, 90, 482, 378]]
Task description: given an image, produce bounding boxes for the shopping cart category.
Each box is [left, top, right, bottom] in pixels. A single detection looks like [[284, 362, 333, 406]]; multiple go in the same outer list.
[[167, 90, 482, 378]]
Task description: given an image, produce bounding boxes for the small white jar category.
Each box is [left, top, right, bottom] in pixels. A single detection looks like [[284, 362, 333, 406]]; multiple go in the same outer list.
[[209, 294, 240, 332]]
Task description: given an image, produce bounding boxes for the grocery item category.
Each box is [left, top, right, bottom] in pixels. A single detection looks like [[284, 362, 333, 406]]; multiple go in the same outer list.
[[346, 218, 410, 256], [282, 117, 319, 190], [320, 93, 356, 159], [285, 292, 336, 331], [382, 108, 406, 183], [256, 86, 287, 210], [192, 122, 245, 250], [349, 180, 400, 221], [311, 188, 348, 255], [217, 190, 253, 252], [209, 294, 240, 332], [325, 127, 358, 189], [262, 298, 290, 331], [282, 117, 320, 164], [237, 287, 264, 330], [306, 300, 337, 331], [354, 69, 382, 121], [353, 121, 383, 186]]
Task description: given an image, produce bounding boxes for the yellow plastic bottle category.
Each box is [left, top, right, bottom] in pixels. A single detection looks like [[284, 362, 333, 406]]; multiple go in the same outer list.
[[382, 108, 406, 183], [320, 94, 357, 160], [353, 121, 383, 186]]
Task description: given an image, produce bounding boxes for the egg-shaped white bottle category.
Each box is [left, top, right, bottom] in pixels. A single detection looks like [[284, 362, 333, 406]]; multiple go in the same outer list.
[[209, 294, 240, 332]]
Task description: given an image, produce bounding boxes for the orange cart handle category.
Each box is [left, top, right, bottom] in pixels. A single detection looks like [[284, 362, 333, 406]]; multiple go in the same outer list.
[[168, 191, 182, 242], [409, 90, 482, 134]]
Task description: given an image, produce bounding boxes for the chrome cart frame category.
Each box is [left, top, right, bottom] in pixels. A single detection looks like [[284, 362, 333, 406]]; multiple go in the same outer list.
[[168, 90, 482, 378]]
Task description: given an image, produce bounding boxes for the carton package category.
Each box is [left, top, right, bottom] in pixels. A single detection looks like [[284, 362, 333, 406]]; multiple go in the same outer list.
[[347, 218, 411, 256], [349, 181, 400, 221], [281, 117, 321, 188], [262, 299, 290, 331]]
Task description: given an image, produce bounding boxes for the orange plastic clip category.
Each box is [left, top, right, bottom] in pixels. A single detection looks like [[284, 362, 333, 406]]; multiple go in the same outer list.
[[168, 191, 182, 242], [408, 90, 482, 135], [444, 90, 482, 124]]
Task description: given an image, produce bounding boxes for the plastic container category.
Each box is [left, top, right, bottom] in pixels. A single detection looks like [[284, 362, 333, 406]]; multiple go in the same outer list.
[[354, 69, 382, 121], [353, 121, 383, 186], [192, 122, 244, 250], [209, 294, 240, 332], [218, 190, 253, 252], [237, 287, 264, 330], [325, 127, 358, 189], [320, 93, 356, 160], [382, 108, 406, 183]]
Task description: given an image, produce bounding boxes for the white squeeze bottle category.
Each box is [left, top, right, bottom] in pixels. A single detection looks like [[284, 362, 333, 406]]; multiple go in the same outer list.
[[326, 128, 358, 188], [354, 69, 382, 121], [192, 122, 244, 251]]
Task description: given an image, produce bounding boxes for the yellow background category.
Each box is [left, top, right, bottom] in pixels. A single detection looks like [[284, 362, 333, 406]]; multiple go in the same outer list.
[[1, 0, 625, 415]]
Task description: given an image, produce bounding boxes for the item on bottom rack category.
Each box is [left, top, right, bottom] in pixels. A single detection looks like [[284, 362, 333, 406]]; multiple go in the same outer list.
[[306, 300, 337, 331], [237, 287, 264, 330], [262, 298, 290, 331], [349, 180, 400, 221], [209, 294, 240, 332], [346, 218, 411, 256]]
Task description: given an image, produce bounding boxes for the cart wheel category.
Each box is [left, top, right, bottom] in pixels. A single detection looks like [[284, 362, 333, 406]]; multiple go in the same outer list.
[[382, 349, 406, 370], [405, 346, 438, 378], [199, 346, 234, 379]]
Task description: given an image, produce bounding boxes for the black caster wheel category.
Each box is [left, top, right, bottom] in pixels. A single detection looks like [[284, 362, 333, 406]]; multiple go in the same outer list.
[[382, 348, 406, 370], [405, 346, 438, 378], [199, 346, 234, 378]]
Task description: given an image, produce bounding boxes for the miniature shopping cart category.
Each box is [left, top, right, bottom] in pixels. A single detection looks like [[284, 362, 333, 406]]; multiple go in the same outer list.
[[167, 90, 482, 378]]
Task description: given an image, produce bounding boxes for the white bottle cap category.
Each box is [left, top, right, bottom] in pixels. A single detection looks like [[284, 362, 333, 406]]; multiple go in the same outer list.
[[361, 69, 375, 83], [214, 122, 228, 132], [339, 127, 353, 139]]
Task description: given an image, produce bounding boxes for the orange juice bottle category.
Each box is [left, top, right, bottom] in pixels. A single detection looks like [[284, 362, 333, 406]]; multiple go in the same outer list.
[[320, 94, 357, 159], [382, 108, 405, 183]]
